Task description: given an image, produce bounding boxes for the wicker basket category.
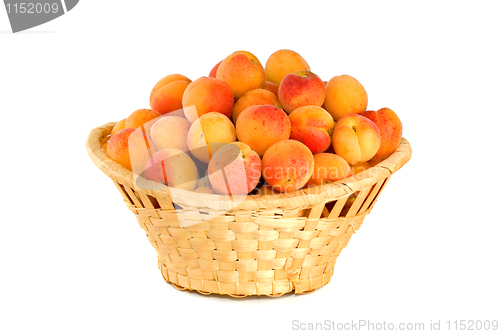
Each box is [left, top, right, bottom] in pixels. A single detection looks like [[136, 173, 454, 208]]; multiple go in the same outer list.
[[86, 122, 411, 297]]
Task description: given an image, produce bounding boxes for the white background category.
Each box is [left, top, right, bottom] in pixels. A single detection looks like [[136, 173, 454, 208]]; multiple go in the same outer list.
[[1, 1, 499, 333]]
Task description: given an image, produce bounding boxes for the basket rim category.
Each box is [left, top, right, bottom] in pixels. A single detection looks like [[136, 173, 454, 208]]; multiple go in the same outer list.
[[86, 121, 412, 211]]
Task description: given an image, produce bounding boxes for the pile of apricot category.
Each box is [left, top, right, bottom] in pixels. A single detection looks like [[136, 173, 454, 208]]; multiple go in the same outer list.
[[104, 50, 403, 195]]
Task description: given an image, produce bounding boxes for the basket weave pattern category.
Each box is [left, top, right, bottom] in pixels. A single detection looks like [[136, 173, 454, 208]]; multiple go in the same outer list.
[[87, 122, 411, 297]]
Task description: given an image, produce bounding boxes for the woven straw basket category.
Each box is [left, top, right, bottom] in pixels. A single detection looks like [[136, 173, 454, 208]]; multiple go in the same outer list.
[[86, 122, 411, 297]]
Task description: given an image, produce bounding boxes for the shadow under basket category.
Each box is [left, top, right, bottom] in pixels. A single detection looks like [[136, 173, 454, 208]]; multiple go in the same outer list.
[[86, 122, 412, 298]]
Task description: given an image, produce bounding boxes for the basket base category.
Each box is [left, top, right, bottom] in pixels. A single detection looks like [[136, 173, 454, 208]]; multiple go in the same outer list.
[[159, 259, 335, 297]]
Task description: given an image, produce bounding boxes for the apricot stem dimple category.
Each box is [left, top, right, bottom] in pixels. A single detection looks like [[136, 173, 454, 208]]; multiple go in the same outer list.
[[352, 125, 357, 133]]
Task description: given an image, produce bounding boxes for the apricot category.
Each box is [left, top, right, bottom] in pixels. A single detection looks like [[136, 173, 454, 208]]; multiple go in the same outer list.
[[182, 77, 234, 123], [125, 109, 162, 137], [150, 80, 190, 115], [321, 81, 328, 109], [110, 119, 126, 137], [235, 50, 264, 67], [332, 114, 381, 165], [263, 81, 279, 96], [208, 60, 222, 78], [143, 149, 198, 191], [289, 106, 334, 154], [194, 187, 216, 194], [107, 128, 156, 173], [261, 140, 314, 193], [254, 184, 279, 196], [361, 107, 403, 162], [324, 75, 368, 121], [149, 74, 191, 105], [208, 142, 261, 195], [264, 49, 310, 85], [187, 112, 236, 163], [278, 70, 326, 113], [351, 161, 371, 175], [150, 116, 191, 152], [341, 192, 359, 216], [305, 153, 352, 187], [232, 88, 282, 123], [216, 51, 266, 99], [235, 105, 291, 157], [196, 170, 211, 188]]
